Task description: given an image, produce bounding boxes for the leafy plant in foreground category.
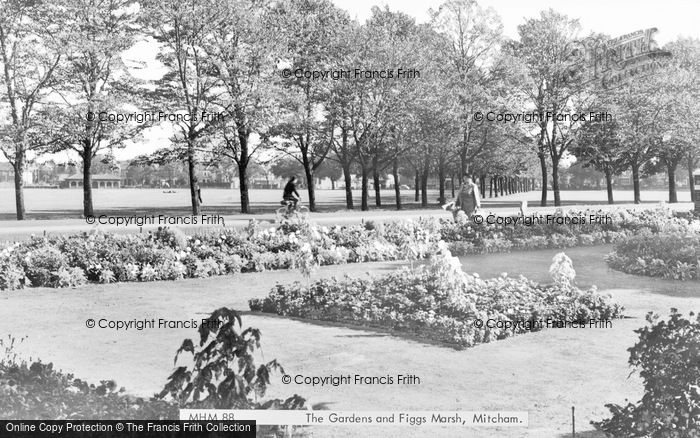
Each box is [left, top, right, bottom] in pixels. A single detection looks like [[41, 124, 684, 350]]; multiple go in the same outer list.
[[594, 309, 700, 437], [158, 307, 305, 410]]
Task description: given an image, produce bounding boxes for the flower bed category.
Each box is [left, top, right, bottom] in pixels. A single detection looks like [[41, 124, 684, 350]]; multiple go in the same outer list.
[[0, 218, 441, 290], [605, 232, 700, 280], [440, 207, 699, 255], [1, 207, 695, 291], [249, 248, 624, 348]]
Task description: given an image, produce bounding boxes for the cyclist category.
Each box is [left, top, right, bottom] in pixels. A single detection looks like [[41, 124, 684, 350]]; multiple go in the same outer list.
[[282, 176, 301, 209]]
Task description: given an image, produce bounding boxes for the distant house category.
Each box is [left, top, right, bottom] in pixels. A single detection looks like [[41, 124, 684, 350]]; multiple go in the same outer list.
[[59, 174, 121, 188]]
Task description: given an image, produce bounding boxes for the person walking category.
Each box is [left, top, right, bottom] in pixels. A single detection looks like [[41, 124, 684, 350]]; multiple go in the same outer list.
[[449, 176, 481, 221]]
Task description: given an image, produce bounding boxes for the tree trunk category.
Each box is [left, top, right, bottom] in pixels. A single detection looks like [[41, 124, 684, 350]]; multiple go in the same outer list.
[[392, 159, 401, 210], [420, 170, 428, 207], [414, 171, 419, 202], [360, 165, 369, 211], [450, 173, 456, 198], [552, 160, 561, 207], [372, 166, 381, 207], [688, 153, 696, 202], [632, 163, 641, 204], [437, 163, 446, 204], [539, 152, 548, 207], [667, 163, 678, 203], [238, 162, 250, 214], [303, 163, 316, 212], [186, 138, 200, 215], [237, 134, 251, 214], [604, 168, 614, 204], [13, 151, 25, 220], [342, 163, 354, 209], [82, 147, 94, 217], [489, 177, 493, 198]]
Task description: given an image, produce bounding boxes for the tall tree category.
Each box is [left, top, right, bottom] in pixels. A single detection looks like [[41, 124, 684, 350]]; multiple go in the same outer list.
[[612, 76, 667, 204], [430, 0, 503, 180], [0, 0, 63, 220], [206, 0, 281, 213], [271, 0, 351, 211], [347, 6, 422, 210], [514, 10, 597, 206], [40, 0, 142, 217], [143, 0, 226, 215]]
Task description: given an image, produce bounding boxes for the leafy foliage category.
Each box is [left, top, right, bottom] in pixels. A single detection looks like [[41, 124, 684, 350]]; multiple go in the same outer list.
[[0, 336, 177, 419], [606, 232, 700, 280], [594, 310, 700, 437], [157, 307, 305, 410]]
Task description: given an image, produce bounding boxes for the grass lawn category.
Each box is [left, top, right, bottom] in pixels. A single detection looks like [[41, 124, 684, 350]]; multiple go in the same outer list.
[[0, 187, 693, 220], [1, 246, 698, 437]]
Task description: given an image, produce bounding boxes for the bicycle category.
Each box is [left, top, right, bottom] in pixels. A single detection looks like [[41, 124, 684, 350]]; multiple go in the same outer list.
[[276, 199, 310, 221]]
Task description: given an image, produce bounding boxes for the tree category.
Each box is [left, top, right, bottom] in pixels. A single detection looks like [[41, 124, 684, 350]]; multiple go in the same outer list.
[[661, 38, 700, 202], [270, 156, 303, 180], [429, 0, 503, 180], [39, 0, 143, 217], [143, 0, 227, 215], [315, 160, 342, 189], [612, 75, 667, 204], [0, 0, 63, 220], [513, 10, 599, 206], [346, 6, 422, 210], [206, 0, 281, 213], [270, 0, 351, 212], [572, 118, 627, 203]]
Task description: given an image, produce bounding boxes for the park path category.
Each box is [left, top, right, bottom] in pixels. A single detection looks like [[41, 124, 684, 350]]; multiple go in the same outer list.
[[1, 246, 699, 437], [0, 197, 692, 241]]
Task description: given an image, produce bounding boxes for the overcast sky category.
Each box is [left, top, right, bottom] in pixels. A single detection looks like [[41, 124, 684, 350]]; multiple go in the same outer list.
[[20, 0, 700, 163]]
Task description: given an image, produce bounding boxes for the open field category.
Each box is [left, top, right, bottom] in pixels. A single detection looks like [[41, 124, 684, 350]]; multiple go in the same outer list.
[[2, 245, 698, 437], [0, 187, 693, 220]]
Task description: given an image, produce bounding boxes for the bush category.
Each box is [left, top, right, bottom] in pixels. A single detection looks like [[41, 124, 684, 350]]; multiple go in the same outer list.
[[0, 336, 176, 419], [606, 232, 700, 280], [158, 308, 307, 412], [250, 248, 623, 348], [0, 249, 27, 290], [2, 309, 308, 435], [22, 244, 69, 288], [593, 310, 700, 437]]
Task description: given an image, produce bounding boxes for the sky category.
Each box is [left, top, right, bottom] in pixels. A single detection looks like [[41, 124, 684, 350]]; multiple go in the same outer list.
[[12, 0, 700, 163]]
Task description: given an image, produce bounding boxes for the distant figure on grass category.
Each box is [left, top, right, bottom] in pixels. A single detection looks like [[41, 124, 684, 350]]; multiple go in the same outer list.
[[197, 187, 203, 204], [283, 176, 300, 208], [443, 176, 481, 222]]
